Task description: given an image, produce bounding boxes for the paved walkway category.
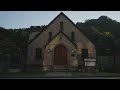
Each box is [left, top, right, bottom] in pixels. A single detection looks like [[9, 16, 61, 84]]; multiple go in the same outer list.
[[44, 72, 72, 77]]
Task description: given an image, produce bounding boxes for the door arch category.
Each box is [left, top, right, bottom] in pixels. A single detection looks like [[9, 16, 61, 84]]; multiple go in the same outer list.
[[54, 45, 67, 65]]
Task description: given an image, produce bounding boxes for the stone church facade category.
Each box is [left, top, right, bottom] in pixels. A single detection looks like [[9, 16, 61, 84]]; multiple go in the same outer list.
[[27, 12, 96, 71]]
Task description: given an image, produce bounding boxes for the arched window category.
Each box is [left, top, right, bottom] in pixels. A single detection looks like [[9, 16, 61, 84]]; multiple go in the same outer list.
[[49, 32, 52, 41], [60, 22, 63, 31], [71, 32, 75, 41]]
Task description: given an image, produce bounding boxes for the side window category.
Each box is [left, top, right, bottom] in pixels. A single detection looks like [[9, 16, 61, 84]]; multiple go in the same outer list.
[[71, 32, 75, 41], [36, 48, 42, 59], [82, 49, 88, 60], [49, 32, 52, 41]]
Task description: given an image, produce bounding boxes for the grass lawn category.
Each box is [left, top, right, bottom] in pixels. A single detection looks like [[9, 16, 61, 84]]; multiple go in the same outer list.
[[71, 72, 120, 77], [0, 71, 48, 78], [1, 71, 120, 78]]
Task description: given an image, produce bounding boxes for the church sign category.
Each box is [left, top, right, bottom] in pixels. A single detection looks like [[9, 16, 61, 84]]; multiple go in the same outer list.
[[84, 58, 96, 66]]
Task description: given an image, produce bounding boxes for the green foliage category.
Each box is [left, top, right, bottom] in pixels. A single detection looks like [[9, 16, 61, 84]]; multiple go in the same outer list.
[[76, 15, 120, 47], [0, 25, 46, 55], [0, 25, 46, 48]]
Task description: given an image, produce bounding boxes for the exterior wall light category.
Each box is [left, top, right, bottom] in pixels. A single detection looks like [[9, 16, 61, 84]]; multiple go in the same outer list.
[[72, 49, 75, 53], [48, 49, 50, 52]]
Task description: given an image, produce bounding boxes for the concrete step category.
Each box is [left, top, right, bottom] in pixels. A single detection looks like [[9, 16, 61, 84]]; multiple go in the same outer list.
[[53, 65, 66, 69], [53, 65, 68, 71], [53, 69, 67, 72]]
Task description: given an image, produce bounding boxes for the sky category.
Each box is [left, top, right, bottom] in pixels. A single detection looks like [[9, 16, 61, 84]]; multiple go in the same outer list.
[[0, 11, 120, 29]]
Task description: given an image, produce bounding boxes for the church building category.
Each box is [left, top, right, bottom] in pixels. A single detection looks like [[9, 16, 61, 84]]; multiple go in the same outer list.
[[27, 12, 96, 71]]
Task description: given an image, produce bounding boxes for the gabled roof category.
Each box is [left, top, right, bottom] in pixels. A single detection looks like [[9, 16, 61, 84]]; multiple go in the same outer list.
[[29, 12, 64, 44], [45, 31, 77, 49], [28, 12, 93, 45]]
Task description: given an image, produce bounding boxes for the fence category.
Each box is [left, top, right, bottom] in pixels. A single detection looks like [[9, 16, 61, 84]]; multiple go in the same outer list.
[[97, 55, 120, 73]]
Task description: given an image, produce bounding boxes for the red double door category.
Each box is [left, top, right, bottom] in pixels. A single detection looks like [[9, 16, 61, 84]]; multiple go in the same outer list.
[[54, 45, 67, 65]]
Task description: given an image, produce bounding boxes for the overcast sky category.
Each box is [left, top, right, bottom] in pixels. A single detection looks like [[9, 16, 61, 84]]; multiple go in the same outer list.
[[0, 11, 120, 29]]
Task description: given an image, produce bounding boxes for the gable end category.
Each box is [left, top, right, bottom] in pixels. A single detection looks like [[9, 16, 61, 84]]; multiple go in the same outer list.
[[28, 12, 94, 45], [45, 31, 77, 49]]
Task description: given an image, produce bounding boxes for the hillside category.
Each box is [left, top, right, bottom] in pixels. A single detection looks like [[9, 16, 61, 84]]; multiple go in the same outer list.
[[0, 16, 120, 55], [76, 16, 120, 49]]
